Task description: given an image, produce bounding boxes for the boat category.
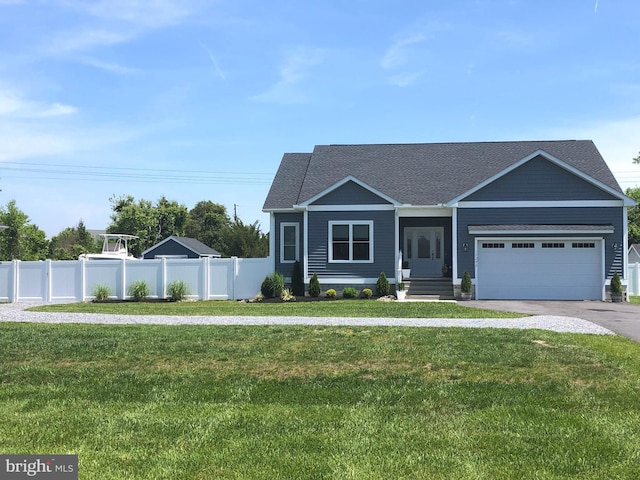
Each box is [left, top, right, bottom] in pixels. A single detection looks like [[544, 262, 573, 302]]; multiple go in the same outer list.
[[79, 234, 139, 260]]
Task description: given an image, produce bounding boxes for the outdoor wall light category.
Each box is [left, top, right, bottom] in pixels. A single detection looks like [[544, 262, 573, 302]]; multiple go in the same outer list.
[[462, 242, 469, 252], [612, 242, 618, 251]]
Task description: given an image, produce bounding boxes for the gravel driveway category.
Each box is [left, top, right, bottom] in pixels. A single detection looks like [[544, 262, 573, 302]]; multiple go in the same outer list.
[[0, 302, 614, 335]]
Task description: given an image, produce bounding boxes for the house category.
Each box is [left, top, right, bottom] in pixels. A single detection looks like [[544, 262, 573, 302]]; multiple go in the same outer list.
[[141, 236, 221, 259], [630, 244, 640, 264], [263, 140, 636, 301]]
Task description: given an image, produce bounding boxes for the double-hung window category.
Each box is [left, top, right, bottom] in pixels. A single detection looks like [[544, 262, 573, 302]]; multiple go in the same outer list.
[[329, 221, 373, 263], [280, 222, 299, 263]]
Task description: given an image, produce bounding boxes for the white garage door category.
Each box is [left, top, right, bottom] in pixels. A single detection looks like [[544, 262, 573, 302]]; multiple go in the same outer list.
[[477, 239, 603, 300]]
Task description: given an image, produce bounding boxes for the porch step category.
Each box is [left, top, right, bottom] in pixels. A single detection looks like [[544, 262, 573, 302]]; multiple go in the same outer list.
[[405, 278, 455, 301]]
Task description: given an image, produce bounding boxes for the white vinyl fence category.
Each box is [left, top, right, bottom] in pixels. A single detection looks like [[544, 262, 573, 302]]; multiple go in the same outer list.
[[0, 257, 272, 303], [629, 263, 640, 296]]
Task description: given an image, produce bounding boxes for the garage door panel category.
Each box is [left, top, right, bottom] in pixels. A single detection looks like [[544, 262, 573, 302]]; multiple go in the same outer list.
[[477, 239, 602, 300]]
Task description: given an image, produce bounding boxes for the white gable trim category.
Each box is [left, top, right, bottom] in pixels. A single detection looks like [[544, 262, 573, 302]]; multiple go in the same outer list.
[[297, 175, 401, 207], [447, 149, 636, 207]]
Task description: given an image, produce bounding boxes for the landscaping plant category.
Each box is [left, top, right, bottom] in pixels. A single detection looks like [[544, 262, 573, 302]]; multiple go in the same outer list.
[[128, 280, 150, 301], [308, 273, 321, 297], [376, 272, 390, 297], [291, 261, 305, 296], [167, 280, 189, 302], [92, 284, 111, 302]]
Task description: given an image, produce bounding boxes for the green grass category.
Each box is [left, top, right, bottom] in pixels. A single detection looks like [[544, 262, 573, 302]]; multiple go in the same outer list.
[[630, 296, 640, 305], [27, 299, 523, 318], [1, 323, 640, 479]]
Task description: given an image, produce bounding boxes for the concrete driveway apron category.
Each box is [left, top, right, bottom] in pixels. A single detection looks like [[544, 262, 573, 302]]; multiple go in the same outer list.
[[465, 300, 640, 342]]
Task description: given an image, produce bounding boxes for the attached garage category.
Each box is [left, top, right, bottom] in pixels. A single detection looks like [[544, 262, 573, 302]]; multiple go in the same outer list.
[[475, 236, 605, 300]]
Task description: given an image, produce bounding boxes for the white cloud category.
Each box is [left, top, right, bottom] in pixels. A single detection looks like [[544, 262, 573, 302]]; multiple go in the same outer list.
[[546, 116, 640, 190], [251, 47, 325, 104], [46, 28, 133, 55], [77, 57, 141, 75], [381, 34, 427, 70], [389, 71, 424, 87], [0, 89, 78, 118]]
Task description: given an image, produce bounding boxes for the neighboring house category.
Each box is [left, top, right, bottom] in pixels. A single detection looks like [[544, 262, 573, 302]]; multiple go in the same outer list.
[[263, 140, 636, 301], [141, 236, 221, 259], [629, 244, 640, 264]]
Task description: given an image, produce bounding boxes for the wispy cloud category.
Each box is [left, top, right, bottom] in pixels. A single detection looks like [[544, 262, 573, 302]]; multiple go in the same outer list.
[[199, 42, 226, 80], [0, 89, 78, 118], [251, 47, 325, 104], [46, 28, 133, 56], [388, 71, 424, 88], [381, 34, 427, 70]]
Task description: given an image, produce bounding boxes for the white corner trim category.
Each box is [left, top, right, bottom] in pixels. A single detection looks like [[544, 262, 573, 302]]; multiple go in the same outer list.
[[299, 175, 401, 207]]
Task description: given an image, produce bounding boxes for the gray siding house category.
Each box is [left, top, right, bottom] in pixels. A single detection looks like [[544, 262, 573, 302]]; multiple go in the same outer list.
[[263, 141, 636, 300], [141, 236, 221, 259]]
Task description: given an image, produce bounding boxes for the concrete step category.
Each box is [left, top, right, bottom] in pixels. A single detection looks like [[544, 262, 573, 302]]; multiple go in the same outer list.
[[404, 278, 454, 300]]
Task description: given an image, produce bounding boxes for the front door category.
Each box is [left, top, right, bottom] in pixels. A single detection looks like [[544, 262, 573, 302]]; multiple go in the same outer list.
[[404, 227, 444, 277]]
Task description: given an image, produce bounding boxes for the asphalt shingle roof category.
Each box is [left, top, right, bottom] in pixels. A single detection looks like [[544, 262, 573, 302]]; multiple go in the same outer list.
[[263, 140, 622, 210]]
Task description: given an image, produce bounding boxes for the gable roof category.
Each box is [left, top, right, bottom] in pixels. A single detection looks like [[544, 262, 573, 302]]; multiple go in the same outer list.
[[263, 140, 625, 210], [141, 236, 221, 257]]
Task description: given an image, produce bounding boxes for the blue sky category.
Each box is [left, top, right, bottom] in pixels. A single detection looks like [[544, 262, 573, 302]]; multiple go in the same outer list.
[[1, 0, 639, 237]]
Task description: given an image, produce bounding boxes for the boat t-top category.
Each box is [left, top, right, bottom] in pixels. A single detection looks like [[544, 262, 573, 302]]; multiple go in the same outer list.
[[79, 234, 139, 260]]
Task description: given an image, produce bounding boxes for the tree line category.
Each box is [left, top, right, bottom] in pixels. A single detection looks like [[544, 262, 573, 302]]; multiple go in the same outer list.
[[0, 196, 269, 261]]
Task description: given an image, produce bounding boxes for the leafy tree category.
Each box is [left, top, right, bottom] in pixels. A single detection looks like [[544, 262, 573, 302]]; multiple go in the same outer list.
[[107, 195, 188, 256], [185, 201, 231, 255], [633, 152, 640, 164], [626, 187, 640, 246], [0, 200, 49, 260], [49, 220, 98, 260], [223, 219, 269, 258], [291, 260, 305, 296]]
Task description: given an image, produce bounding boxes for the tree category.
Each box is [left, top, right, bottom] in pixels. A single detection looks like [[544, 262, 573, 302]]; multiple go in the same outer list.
[[49, 220, 98, 260], [626, 187, 640, 246], [633, 152, 640, 164], [223, 219, 269, 258], [107, 195, 188, 256], [185, 201, 231, 255], [0, 200, 49, 260]]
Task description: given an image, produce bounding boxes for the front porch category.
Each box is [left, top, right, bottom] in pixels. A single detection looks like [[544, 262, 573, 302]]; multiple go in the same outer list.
[[403, 277, 455, 300]]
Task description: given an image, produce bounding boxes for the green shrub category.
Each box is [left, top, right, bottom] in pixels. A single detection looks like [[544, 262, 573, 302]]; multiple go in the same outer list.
[[308, 273, 321, 297], [128, 280, 150, 301], [611, 272, 623, 295], [342, 287, 358, 299], [281, 288, 296, 302], [261, 272, 285, 298], [167, 280, 189, 301], [291, 261, 305, 296], [92, 284, 111, 302], [261, 275, 275, 297], [361, 288, 373, 299], [376, 272, 390, 297], [271, 272, 285, 298], [325, 288, 337, 299], [461, 271, 472, 294]]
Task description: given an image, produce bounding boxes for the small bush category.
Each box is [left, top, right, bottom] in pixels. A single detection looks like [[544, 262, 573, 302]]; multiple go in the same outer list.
[[461, 271, 472, 294], [376, 272, 390, 297], [92, 284, 111, 302], [291, 261, 305, 296], [325, 288, 337, 299], [342, 287, 358, 299], [281, 288, 296, 302], [611, 272, 623, 295], [167, 280, 189, 302], [271, 272, 285, 297], [309, 273, 321, 297], [128, 280, 150, 301], [261, 275, 275, 298], [361, 288, 373, 299]]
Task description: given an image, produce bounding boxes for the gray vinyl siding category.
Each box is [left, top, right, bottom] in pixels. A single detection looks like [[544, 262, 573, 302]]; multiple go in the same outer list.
[[465, 156, 619, 202], [274, 212, 304, 274], [456, 207, 624, 278], [143, 241, 196, 259], [308, 210, 395, 279], [312, 181, 392, 205]]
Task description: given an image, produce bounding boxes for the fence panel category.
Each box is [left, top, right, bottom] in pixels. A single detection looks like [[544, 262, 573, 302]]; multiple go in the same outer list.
[[236, 258, 271, 299], [50, 261, 82, 302], [17, 261, 47, 302], [629, 263, 640, 296], [0, 262, 13, 302], [125, 260, 163, 299], [85, 260, 123, 299], [208, 258, 234, 300], [166, 258, 205, 300]]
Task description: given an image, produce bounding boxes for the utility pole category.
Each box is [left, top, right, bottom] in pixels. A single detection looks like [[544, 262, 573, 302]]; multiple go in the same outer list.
[[233, 204, 238, 222]]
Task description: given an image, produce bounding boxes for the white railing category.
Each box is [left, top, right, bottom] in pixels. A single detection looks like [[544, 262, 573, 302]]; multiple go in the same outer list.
[[629, 263, 640, 296], [0, 257, 272, 303]]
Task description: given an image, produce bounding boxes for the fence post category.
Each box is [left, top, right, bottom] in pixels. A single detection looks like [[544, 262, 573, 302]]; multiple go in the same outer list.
[[120, 258, 127, 300], [232, 256, 238, 301], [161, 257, 167, 299], [45, 259, 52, 303], [80, 258, 86, 302], [12, 260, 19, 303], [203, 257, 209, 301]]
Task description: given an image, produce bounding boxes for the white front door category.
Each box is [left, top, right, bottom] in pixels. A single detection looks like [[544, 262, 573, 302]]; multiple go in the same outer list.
[[404, 227, 444, 277]]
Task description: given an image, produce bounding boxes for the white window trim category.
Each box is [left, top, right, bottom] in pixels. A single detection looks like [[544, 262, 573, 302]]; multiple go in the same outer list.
[[280, 222, 299, 263], [328, 220, 374, 263]]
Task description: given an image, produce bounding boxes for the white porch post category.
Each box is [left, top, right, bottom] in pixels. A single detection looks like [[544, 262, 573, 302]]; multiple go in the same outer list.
[[452, 206, 459, 281]]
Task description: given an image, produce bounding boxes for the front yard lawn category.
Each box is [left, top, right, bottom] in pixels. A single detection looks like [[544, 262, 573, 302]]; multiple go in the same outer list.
[[1, 323, 639, 479], [27, 299, 523, 318]]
